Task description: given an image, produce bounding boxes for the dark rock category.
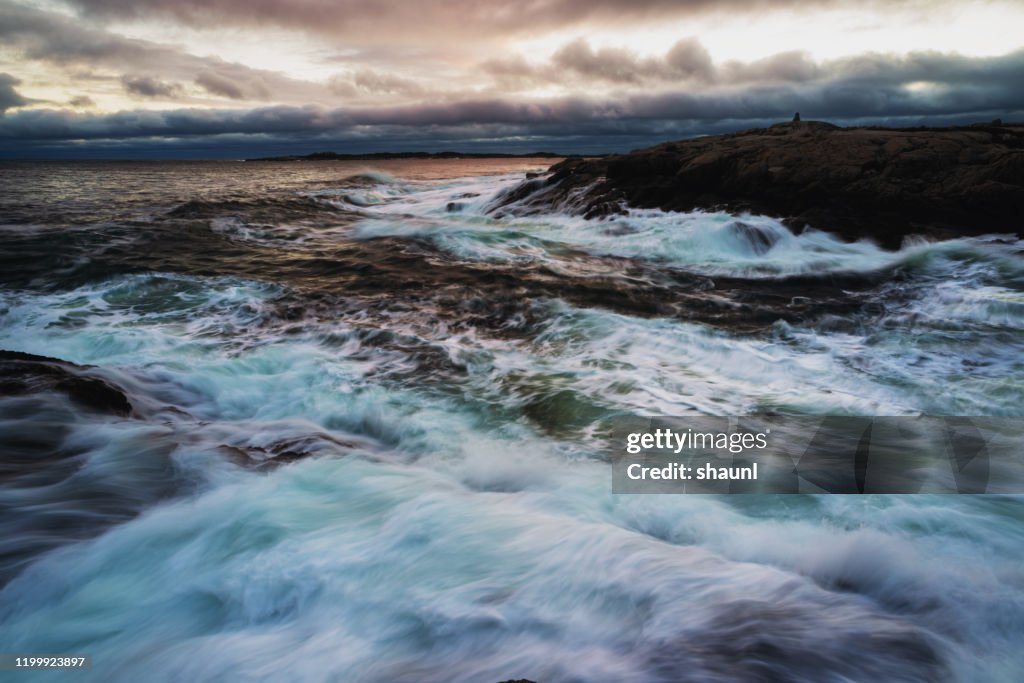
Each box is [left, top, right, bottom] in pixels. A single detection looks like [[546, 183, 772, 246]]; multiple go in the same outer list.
[[217, 432, 370, 469], [731, 221, 782, 255], [0, 352, 179, 586], [490, 121, 1024, 249], [0, 350, 133, 416], [488, 178, 549, 213]]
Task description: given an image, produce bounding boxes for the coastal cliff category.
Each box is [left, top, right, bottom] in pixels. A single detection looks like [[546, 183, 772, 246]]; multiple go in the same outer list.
[[492, 121, 1024, 248]]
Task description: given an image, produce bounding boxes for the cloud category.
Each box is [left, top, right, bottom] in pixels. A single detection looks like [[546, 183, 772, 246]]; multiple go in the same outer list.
[[194, 72, 248, 100], [328, 69, 425, 98], [482, 38, 777, 88], [547, 37, 720, 84], [2, 46, 1021, 146], [1, 1, 172, 66], [57, 0, 930, 43], [0, 1, 325, 103], [2, 0, 1022, 156], [720, 51, 821, 83], [480, 55, 533, 78], [351, 70, 424, 95], [68, 95, 96, 108], [483, 38, 1024, 94], [121, 75, 184, 98], [482, 38, 712, 88], [664, 38, 715, 80], [552, 39, 658, 84], [0, 72, 32, 112]]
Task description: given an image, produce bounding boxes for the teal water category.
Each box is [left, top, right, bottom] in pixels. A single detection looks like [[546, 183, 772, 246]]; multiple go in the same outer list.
[[1, 160, 1022, 682]]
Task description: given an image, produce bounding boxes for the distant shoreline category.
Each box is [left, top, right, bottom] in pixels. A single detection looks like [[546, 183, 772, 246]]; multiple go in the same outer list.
[[245, 151, 581, 162]]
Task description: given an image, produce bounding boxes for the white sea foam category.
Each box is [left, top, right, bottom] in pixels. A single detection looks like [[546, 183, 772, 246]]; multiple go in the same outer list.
[[1, 168, 1022, 682], [345, 172, 1024, 281]]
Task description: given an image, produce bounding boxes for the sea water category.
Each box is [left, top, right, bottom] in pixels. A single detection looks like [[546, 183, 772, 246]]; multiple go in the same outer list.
[[1, 159, 1022, 682]]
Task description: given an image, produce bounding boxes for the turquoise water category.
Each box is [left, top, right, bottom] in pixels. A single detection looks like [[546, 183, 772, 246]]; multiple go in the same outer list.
[[1, 160, 1022, 682]]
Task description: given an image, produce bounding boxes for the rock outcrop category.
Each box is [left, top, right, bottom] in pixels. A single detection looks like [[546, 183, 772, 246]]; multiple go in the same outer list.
[[494, 121, 1024, 248], [0, 349, 133, 416]]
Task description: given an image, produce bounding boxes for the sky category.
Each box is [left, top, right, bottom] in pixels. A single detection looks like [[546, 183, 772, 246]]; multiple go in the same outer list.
[[1, 0, 1022, 158]]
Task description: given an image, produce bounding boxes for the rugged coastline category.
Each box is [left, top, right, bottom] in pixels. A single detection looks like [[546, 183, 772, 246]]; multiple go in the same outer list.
[[492, 121, 1024, 248], [3, 155, 1023, 683]]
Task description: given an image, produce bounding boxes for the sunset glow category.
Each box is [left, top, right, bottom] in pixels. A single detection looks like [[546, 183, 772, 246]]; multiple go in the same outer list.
[[1, 0, 1022, 157]]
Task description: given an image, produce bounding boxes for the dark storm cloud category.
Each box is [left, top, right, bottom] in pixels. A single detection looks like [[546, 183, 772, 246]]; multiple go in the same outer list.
[[121, 75, 184, 98], [0, 1, 322, 102], [3, 0, 1021, 156], [2, 45, 1021, 147], [0, 1, 172, 66], [5, 107, 1013, 159], [0, 72, 32, 112], [58, 0, 924, 41]]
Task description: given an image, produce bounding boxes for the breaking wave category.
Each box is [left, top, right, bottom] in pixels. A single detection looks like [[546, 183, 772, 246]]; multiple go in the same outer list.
[[1, 159, 1022, 682]]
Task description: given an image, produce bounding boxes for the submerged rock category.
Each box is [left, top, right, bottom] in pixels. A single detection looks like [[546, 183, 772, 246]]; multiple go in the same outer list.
[[492, 121, 1024, 248], [217, 432, 371, 470], [0, 350, 133, 416]]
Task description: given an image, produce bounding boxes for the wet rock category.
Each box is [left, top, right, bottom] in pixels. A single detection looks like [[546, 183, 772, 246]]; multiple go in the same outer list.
[[217, 432, 370, 469], [731, 221, 782, 255], [649, 597, 946, 683], [487, 178, 549, 214], [0, 353, 182, 585], [0, 350, 133, 416], [491, 121, 1024, 249]]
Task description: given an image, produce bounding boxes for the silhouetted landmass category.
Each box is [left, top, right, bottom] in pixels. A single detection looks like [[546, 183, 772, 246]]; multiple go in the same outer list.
[[492, 120, 1024, 248]]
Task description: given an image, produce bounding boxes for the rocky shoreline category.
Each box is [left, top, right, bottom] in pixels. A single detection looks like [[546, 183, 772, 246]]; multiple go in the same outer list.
[[492, 121, 1024, 248]]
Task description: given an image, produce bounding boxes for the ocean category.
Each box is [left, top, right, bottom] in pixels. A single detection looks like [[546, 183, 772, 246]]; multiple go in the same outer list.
[[1, 159, 1023, 682]]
